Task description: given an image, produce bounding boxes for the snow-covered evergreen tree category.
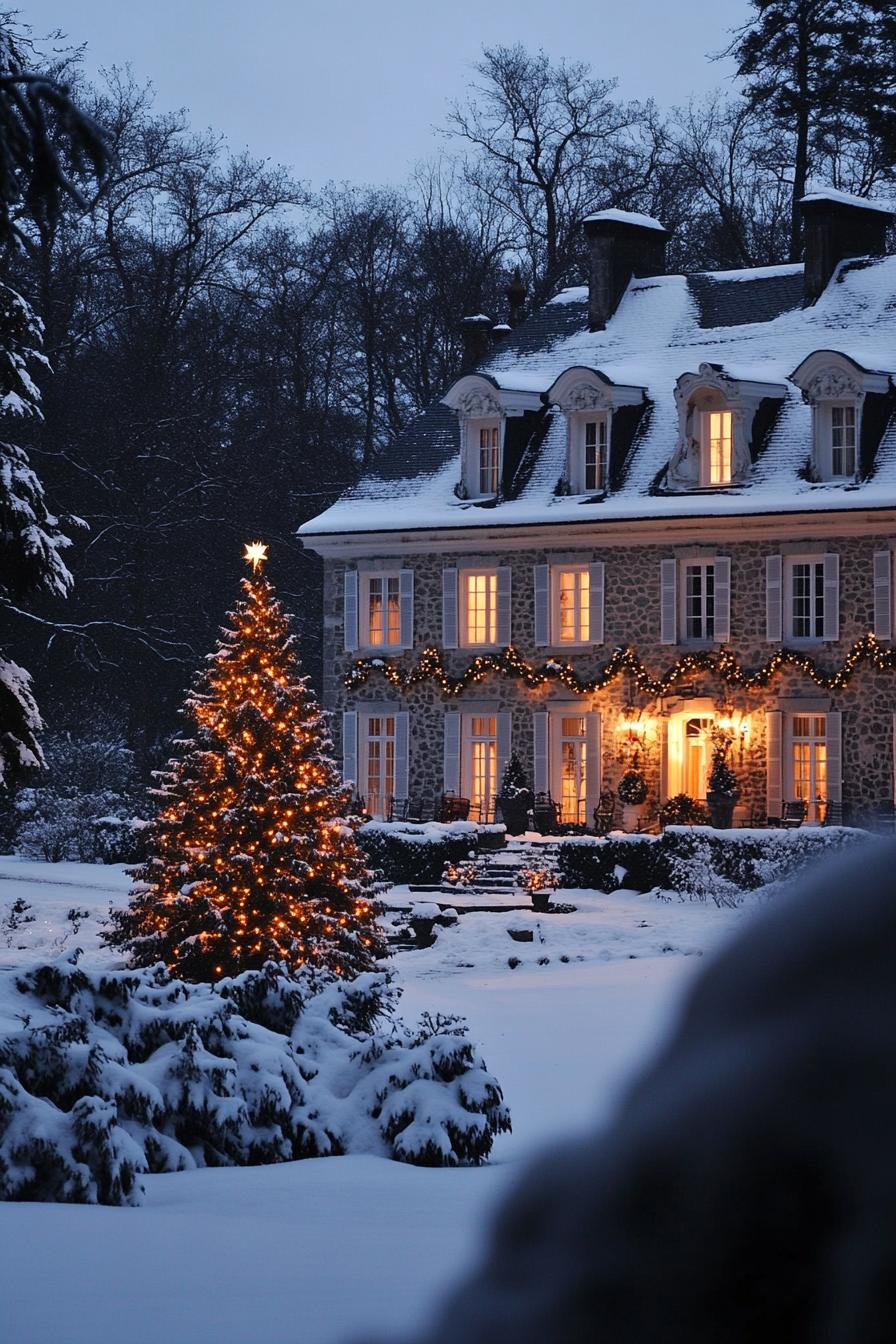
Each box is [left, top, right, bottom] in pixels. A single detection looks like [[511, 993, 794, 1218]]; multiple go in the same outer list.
[[104, 554, 387, 980], [0, 283, 75, 785]]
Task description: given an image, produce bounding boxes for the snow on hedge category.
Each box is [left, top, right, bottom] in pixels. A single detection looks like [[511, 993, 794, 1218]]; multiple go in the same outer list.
[[0, 954, 510, 1205]]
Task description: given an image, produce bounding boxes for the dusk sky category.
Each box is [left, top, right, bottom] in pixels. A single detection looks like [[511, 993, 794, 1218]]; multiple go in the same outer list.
[[24, 0, 751, 188]]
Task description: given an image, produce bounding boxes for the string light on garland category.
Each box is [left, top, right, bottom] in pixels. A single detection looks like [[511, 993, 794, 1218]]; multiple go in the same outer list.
[[344, 633, 895, 700]]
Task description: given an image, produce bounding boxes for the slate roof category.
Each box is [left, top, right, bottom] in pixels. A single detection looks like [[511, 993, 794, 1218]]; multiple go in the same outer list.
[[300, 256, 896, 539]]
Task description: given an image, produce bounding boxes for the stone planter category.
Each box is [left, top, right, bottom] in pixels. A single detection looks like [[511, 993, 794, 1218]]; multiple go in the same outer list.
[[706, 791, 738, 830], [622, 803, 646, 833], [530, 888, 553, 913], [497, 799, 531, 837]]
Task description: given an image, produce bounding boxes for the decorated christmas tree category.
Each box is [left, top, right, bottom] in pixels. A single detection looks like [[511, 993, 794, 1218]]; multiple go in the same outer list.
[[105, 544, 387, 980]]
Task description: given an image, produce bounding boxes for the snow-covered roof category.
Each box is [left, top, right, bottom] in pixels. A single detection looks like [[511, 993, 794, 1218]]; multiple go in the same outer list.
[[300, 255, 896, 541]]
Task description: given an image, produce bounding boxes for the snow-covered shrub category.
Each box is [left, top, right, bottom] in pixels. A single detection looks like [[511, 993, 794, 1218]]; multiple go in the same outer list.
[[0, 953, 510, 1205], [558, 826, 870, 903], [13, 718, 145, 863], [358, 820, 484, 885], [443, 859, 484, 887]]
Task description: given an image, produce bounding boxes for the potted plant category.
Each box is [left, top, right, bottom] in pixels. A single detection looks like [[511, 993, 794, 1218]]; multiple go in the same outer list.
[[495, 751, 533, 836], [617, 768, 649, 832], [706, 733, 740, 829], [659, 793, 711, 829]]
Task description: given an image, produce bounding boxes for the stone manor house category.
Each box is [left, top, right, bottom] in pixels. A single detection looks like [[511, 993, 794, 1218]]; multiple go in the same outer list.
[[300, 189, 896, 829]]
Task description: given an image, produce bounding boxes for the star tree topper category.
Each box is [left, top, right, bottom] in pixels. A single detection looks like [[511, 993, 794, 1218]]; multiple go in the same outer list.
[[243, 541, 268, 573]]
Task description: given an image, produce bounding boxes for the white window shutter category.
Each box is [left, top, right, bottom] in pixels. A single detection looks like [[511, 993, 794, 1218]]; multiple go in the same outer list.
[[585, 711, 601, 820], [766, 710, 782, 819], [496, 712, 512, 787], [496, 566, 512, 645], [825, 711, 842, 804], [713, 556, 731, 643], [393, 711, 409, 800], [342, 711, 358, 789], [874, 551, 892, 641], [399, 569, 414, 649], [442, 568, 458, 649], [534, 565, 550, 646], [343, 570, 359, 652], [766, 555, 783, 642], [589, 561, 605, 644], [823, 553, 840, 642], [443, 712, 461, 794], [533, 712, 549, 794], [660, 559, 677, 644]]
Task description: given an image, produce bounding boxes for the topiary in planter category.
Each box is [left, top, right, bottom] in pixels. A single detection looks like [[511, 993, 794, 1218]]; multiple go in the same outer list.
[[706, 741, 740, 829], [496, 751, 533, 836]]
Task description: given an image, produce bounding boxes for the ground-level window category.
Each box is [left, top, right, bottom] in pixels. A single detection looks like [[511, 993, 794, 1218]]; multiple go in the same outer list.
[[363, 715, 395, 819], [556, 567, 590, 643], [683, 563, 715, 641], [466, 715, 497, 819], [789, 713, 827, 822], [558, 715, 587, 823]]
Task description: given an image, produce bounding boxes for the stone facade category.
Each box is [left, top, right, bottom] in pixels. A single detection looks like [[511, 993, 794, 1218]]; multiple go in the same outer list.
[[322, 529, 896, 826]]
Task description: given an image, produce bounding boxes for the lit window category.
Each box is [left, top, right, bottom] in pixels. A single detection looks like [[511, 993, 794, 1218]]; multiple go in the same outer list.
[[367, 575, 400, 646], [559, 716, 587, 824], [468, 715, 497, 818], [557, 568, 590, 643], [464, 571, 497, 645], [790, 560, 825, 639], [478, 425, 499, 495], [683, 563, 715, 641], [705, 410, 733, 485], [364, 715, 395, 819], [790, 714, 827, 822], [830, 405, 856, 477], [583, 419, 608, 492]]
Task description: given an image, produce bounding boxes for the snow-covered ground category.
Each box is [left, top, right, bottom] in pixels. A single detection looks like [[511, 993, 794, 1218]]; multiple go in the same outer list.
[[0, 857, 757, 1344]]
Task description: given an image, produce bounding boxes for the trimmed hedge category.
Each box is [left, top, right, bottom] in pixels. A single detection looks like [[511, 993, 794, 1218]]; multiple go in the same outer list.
[[557, 826, 870, 906], [358, 821, 505, 885]]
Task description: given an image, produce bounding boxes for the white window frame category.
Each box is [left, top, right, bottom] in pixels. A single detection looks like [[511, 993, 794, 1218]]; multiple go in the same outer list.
[[785, 712, 828, 823], [460, 568, 499, 648], [784, 555, 826, 642], [360, 713, 397, 820], [462, 713, 499, 819], [552, 565, 591, 646], [569, 412, 610, 494], [680, 560, 716, 643], [701, 409, 733, 487], [464, 417, 502, 498], [821, 402, 859, 480], [360, 570, 403, 650]]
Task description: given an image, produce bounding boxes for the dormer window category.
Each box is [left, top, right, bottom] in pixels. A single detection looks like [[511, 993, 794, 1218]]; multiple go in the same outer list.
[[545, 367, 645, 498], [477, 423, 500, 495], [669, 364, 786, 493], [704, 410, 733, 486], [583, 419, 609, 492], [789, 351, 892, 484]]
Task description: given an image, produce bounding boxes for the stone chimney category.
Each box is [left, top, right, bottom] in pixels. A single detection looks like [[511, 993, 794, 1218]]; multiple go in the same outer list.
[[801, 190, 893, 304], [460, 314, 493, 370], [583, 209, 670, 331], [505, 268, 527, 327]]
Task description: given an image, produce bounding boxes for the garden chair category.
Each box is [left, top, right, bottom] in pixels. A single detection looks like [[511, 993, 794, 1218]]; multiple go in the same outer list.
[[822, 799, 844, 827], [388, 797, 410, 822], [592, 791, 617, 836], [532, 792, 560, 836], [439, 793, 471, 823], [781, 800, 807, 829]]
